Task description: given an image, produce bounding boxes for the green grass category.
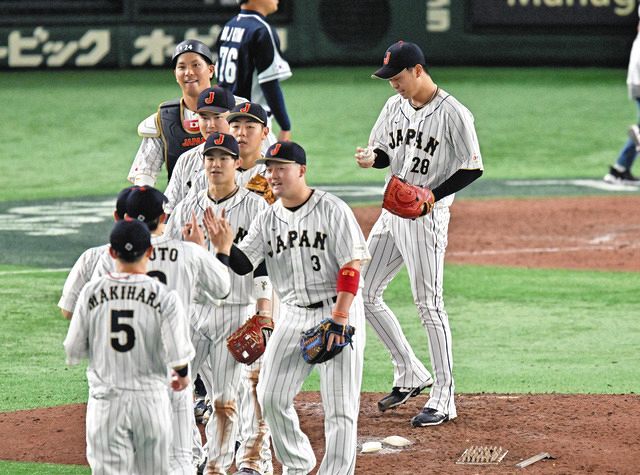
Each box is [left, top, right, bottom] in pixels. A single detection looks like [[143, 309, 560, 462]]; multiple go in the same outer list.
[[2, 262, 631, 413], [0, 67, 630, 202], [0, 462, 89, 474]]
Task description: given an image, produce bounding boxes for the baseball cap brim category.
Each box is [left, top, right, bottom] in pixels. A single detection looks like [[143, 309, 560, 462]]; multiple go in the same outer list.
[[256, 157, 298, 164], [226, 112, 266, 124], [371, 65, 405, 80], [197, 105, 231, 114], [203, 145, 239, 157]]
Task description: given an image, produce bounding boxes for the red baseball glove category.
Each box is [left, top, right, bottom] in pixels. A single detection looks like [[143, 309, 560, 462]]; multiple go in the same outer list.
[[382, 175, 435, 219], [226, 314, 274, 365]]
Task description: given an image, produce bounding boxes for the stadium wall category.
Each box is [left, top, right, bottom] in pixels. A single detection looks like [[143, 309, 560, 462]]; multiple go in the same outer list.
[[0, 0, 635, 69]]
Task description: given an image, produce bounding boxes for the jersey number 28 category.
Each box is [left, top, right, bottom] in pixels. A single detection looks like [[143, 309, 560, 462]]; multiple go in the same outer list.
[[111, 310, 135, 352], [410, 157, 430, 175], [218, 46, 238, 84]]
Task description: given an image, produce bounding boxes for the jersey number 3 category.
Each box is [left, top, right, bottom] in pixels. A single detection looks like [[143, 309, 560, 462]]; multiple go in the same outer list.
[[111, 310, 135, 352], [218, 46, 238, 84]]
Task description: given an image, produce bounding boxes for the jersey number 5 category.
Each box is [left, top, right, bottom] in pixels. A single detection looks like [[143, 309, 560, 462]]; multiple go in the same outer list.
[[410, 157, 430, 175], [111, 310, 135, 352], [218, 46, 238, 84]]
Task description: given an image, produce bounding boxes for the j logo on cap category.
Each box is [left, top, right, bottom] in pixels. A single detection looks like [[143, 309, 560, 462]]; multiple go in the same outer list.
[[204, 92, 215, 105]]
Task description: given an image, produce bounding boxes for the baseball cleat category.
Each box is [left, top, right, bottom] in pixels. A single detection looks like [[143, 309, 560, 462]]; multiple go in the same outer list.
[[410, 407, 449, 427], [603, 166, 640, 185], [377, 378, 433, 412]]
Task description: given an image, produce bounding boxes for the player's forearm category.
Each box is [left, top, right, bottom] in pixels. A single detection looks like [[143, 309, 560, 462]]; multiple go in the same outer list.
[[332, 260, 361, 325], [261, 79, 291, 131], [127, 137, 164, 185], [217, 244, 255, 275], [432, 168, 483, 201]]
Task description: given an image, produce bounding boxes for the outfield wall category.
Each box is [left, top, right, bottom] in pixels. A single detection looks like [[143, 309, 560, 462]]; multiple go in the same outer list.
[[0, 0, 636, 69]]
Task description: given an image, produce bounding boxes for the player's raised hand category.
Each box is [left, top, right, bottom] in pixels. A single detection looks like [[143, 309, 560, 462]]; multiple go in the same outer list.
[[182, 212, 205, 246], [204, 207, 234, 255], [278, 130, 292, 142], [355, 146, 375, 168], [170, 369, 190, 392]]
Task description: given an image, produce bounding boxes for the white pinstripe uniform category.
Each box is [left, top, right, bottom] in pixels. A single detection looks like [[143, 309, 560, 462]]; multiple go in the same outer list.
[[166, 137, 275, 214], [58, 244, 109, 315], [64, 273, 195, 475], [165, 187, 270, 475], [238, 190, 370, 475], [92, 236, 231, 474], [364, 88, 483, 419]]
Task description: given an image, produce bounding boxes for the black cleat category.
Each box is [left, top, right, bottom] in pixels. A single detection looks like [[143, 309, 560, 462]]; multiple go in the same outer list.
[[411, 407, 449, 427], [377, 379, 432, 412]]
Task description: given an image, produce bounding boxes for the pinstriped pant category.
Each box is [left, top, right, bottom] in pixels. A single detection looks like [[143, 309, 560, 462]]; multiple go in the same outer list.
[[257, 297, 365, 475], [168, 382, 197, 474], [86, 387, 172, 475], [362, 208, 457, 418]]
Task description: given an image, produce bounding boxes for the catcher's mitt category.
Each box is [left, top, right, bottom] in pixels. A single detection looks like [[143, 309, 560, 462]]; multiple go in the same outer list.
[[382, 175, 435, 219], [226, 314, 274, 364], [299, 318, 355, 364], [246, 174, 276, 205]]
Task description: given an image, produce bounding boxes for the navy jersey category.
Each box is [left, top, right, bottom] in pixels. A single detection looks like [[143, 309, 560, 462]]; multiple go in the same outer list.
[[215, 10, 292, 115]]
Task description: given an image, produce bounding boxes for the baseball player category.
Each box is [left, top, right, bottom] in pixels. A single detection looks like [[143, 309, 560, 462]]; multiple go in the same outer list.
[[355, 41, 483, 426], [216, 0, 293, 141], [92, 186, 232, 474], [128, 39, 215, 185], [206, 141, 370, 475], [604, 3, 640, 184], [57, 186, 136, 319], [164, 132, 271, 475], [64, 219, 195, 474], [164, 86, 235, 214], [228, 102, 271, 188]]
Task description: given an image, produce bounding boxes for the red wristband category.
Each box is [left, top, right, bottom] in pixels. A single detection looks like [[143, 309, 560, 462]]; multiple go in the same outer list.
[[336, 266, 360, 296]]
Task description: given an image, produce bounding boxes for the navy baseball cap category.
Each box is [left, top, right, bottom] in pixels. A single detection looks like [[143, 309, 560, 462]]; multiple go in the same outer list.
[[259, 141, 307, 165], [197, 86, 235, 114], [115, 186, 138, 220], [203, 132, 240, 157], [372, 41, 426, 80], [110, 220, 151, 261], [172, 39, 213, 67], [125, 186, 168, 223], [227, 102, 268, 125]]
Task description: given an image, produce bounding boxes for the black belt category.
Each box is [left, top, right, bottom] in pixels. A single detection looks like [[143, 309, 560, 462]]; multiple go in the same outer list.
[[296, 296, 337, 309]]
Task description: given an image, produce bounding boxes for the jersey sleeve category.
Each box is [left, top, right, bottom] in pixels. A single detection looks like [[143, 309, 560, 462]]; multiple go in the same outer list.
[[236, 207, 269, 268], [164, 154, 188, 215], [253, 27, 292, 84], [63, 285, 90, 365], [159, 290, 195, 369], [448, 107, 484, 171], [58, 247, 101, 314], [189, 242, 232, 302], [330, 199, 371, 267], [368, 97, 394, 155], [127, 136, 165, 186]]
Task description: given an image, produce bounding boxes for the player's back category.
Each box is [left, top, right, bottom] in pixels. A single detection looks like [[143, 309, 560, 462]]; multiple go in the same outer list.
[[79, 273, 178, 392]]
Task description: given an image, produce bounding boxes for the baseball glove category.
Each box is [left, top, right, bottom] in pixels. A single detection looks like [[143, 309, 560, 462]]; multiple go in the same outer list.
[[299, 318, 355, 364], [226, 314, 274, 365], [382, 175, 435, 219], [246, 174, 276, 205]]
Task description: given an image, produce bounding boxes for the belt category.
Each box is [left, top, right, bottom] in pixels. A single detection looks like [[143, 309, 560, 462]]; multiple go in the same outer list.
[[296, 296, 337, 309]]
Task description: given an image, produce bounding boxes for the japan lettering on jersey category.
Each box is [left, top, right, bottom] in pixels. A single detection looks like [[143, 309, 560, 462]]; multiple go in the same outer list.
[[238, 190, 370, 306], [165, 188, 268, 305], [64, 273, 194, 392], [369, 89, 483, 206], [216, 11, 292, 114]]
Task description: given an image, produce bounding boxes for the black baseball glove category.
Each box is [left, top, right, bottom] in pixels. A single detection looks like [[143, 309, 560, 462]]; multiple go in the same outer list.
[[299, 318, 355, 364]]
